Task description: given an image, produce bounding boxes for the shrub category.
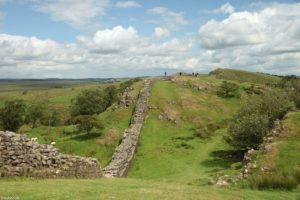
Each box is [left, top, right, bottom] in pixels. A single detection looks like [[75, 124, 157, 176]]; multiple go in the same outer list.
[[217, 81, 239, 98], [0, 99, 27, 132], [226, 114, 269, 150]]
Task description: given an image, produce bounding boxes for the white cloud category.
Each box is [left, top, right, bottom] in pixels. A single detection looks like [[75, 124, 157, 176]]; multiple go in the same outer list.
[[198, 3, 300, 75], [78, 26, 139, 53], [148, 7, 188, 33], [154, 27, 170, 38], [0, 26, 197, 78], [34, 0, 109, 28], [0, 34, 86, 78], [116, 1, 141, 8], [214, 2, 235, 14]]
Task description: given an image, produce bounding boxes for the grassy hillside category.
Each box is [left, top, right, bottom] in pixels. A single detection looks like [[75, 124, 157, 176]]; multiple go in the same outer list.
[[129, 78, 240, 184], [210, 68, 280, 85]]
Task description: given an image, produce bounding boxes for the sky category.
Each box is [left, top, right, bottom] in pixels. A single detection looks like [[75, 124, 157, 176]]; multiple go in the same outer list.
[[0, 0, 299, 78]]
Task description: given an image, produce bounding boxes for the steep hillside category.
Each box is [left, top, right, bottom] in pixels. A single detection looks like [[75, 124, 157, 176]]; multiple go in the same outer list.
[[210, 68, 280, 85]]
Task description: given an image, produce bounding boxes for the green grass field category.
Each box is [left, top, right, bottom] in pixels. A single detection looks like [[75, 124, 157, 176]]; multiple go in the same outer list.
[[0, 178, 299, 200]]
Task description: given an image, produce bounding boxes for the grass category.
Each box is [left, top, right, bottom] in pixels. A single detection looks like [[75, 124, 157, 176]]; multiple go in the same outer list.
[[129, 79, 241, 184], [210, 68, 280, 85], [0, 178, 299, 200]]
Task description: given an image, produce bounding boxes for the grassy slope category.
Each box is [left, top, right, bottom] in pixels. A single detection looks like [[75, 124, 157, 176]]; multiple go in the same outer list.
[[0, 178, 299, 200], [211, 68, 280, 85], [129, 78, 241, 184]]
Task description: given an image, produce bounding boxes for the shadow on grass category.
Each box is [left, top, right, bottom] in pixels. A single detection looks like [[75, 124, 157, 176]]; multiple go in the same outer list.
[[201, 150, 245, 170], [71, 132, 102, 141]]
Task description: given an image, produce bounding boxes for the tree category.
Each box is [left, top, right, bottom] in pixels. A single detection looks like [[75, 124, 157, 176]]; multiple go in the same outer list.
[[217, 81, 239, 97], [226, 90, 293, 150], [226, 113, 269, 150], [70, 89, 107, 117], [74, 115, 103, 134], [26, 104, 44, 128], [0, 100, 26, 132], [104, 85, 117, 108]]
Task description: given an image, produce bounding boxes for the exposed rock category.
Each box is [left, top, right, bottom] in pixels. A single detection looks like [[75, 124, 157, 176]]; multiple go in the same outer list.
[[0, 131, 102, 178]]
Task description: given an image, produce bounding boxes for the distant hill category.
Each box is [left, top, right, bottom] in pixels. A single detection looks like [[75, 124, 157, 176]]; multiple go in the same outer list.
[[209, 68, 280, 85]]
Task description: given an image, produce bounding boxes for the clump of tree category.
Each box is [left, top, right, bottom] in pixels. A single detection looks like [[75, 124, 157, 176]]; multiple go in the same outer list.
[[217, 81, 239, 98], [225, 90, 294, 150], [70, 85, 118, 134], [0, 100, 27, 132], [26, 104, 44, 128], [277, 75, 300, 109], [73, 115, 103, 135]]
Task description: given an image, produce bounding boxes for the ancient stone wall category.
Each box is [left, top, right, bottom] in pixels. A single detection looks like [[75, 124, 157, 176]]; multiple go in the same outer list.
[[0, 131, 102, 178], [104, 79, 153, 177]]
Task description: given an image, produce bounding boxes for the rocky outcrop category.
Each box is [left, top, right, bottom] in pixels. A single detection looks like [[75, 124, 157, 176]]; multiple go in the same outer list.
[[0, 131, 102, 178], [104, 79, 153, 177]]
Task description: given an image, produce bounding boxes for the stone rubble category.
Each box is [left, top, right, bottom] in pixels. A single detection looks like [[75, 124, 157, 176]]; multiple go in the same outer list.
[[0, 131, 102, 178]]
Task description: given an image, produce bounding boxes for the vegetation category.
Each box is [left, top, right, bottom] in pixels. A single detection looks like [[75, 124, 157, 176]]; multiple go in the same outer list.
[[226, 91, 293, 150], [26, 104, 44, 128], [1, 178, 299, 200], [210, 68, 280, 85], [73, 115, 103, 134], [0, 99, 26, 131], [0, 72, 300, 199], [70, 89, 108, 117], [217, 81, 239, 98]]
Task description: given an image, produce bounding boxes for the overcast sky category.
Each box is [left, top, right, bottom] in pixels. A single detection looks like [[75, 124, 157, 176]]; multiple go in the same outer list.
[[0, 0, 299, 78]]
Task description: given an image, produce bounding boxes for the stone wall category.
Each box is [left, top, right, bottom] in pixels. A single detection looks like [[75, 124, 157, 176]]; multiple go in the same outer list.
[[104, 79, 153, 177], [0, 131, 102, 178]]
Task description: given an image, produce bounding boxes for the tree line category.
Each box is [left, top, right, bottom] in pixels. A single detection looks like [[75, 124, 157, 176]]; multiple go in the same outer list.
[[0, 78, 140, 134]]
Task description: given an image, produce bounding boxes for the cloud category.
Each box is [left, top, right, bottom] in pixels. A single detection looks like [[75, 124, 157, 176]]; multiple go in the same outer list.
[[34, 0, 109, 28], [77, 26, 139, 53], [214, 2, 235, 14], [116, 1, 141, 8], [0, 33, 86, 78], [0, 26, 197, 78], [148, 7, 188, 33], [154, 27, 170, 38], [198, 3, 300, 75]]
